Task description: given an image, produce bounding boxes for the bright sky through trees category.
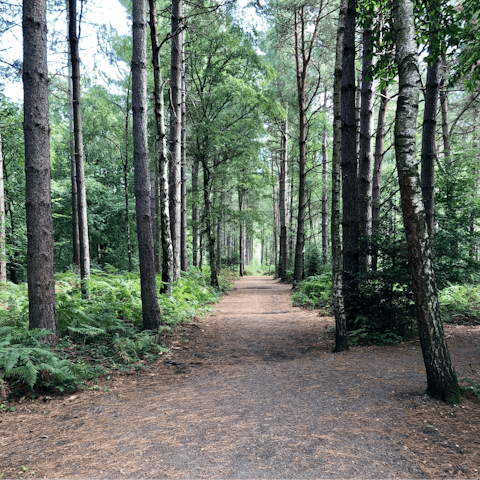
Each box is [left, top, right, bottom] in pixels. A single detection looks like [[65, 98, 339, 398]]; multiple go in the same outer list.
[[2, 0, 129, 102]]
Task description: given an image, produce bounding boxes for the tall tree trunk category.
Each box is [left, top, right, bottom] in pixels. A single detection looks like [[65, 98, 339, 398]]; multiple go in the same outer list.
[[279, 119, 288, 281], [321, 119, 328, 265], [66, 2, 80, 266], [393, 0, 461, 405], [123, 83, 133, 272], [180, 39, 188, 273], [203, 164, 218, 288], [23, 0, 58, 344], [341, 0, 358, 326], [439, 55, 451, 168], [288, 171, 295, 270], [132, 0, 162, 329], [169, 0, 184, 281], [0, 124, 6, 282], [272, 161, 279, 277], [358, 23, 374, 270], [239, 187, 245, 277], [371, 87, 389, 272], [421, 55, 440, 236], [293, 7, 306, 284], [149, 0, 173, 294], [192, 158, 199, 267], [68, 0, 90, 293], [332, 0, 349, 353]]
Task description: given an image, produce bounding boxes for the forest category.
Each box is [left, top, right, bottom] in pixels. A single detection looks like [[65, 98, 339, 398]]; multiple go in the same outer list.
[[0, 0, 479, 410]]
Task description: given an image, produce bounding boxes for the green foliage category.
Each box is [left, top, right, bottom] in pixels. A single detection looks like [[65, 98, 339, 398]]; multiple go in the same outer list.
[[439, 284, 480, 324], [292, 272, 332, 312], [435, 152, 480, 289], [349, 318, 404, 346], [304, 244, 322, 278], [460, 378, 480, 400], [0, 327, 77, 393], [0, 269, 229, 397]]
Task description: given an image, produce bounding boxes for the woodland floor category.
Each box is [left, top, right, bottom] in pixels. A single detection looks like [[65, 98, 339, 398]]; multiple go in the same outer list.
[[1, 276, 480, 479]]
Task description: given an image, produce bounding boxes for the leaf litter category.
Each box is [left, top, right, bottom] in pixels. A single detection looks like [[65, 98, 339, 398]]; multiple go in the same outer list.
[[1, 276, 479, 478]]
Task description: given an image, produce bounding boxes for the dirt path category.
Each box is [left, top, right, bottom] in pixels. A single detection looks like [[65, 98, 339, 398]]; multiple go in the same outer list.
[[1, 276, 480, 478]]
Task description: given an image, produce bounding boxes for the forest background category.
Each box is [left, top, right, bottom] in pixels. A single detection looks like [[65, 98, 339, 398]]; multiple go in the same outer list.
[[0, 0, 479, 406]]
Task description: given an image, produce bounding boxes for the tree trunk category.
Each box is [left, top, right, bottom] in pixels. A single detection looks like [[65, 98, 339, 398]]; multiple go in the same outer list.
[[341, 0, 359, 326], [132, 0, 162, 329], [439, 55, 451, 168], [0, 124, 6, 282], [23, 0, 58, 344], [169, 0, 184, 281], [321, 120, 328, 265], [123, 83, 133, 272], [66, 3, 80, 267], [293, 6, 307, 284], [371, 87, 389, 272], [421, 56, 440, 236], [332, 0, 349, 353], [203, 164, 218, 288], [180, 39, 187, 273], [272, 163, 278, 277], [192, 158, 199, 267], [148, 0, 173, 294], [358, 23, 374, 270], [393, 0, 461, 405], [279, 119, 288, 281], [69, 0, 90, 293], [239, 187, 245, 277]]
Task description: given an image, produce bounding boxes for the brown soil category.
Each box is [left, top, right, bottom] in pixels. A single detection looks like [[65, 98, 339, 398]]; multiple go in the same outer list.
[[1, 276, 480, 479]]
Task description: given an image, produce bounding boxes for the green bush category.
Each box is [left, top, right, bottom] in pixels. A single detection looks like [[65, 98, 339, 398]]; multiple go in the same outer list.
[[439, 284, 480, 324], [304, 244, 322, 278], [292, 273, 332, 311]]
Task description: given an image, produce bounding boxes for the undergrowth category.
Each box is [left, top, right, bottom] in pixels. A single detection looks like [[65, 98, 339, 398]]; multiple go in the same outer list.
[[0, 267, 231, 399], [439, 284, 480, 324], [292, 273, 332, 313]]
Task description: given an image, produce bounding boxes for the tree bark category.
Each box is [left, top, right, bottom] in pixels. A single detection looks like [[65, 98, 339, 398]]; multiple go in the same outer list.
[[68, 0, 90, 292], [123, 82, 133, 272], [358, 24, 374, 270], [132, 0, 162, 329], [279, 119, 288, 281], [180, 39, 188, 273], [272, 161, 278, 277], [192, 158, 199, 267], [66, 2, 80, 266], [321, 114, 328, 265], [148, 0, 173, 295], [169, 0, 184, 281], [23, 0, 58, 344], [239, 187, 245, 277], [203, 164, 218, 287], [341, 0, 358, 326], [0, 124, 6, 282], [371, 87, 389, 272], [293, 6, 307, 284], [439, 55, 451, 168], [332, 0, 349, 353], [421, 56, 440, 236], [393, 0, 461, 405]]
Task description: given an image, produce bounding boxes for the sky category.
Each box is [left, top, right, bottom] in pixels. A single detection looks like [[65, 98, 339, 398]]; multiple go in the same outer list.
[[2, 0, 265, 103], [2, 0, 130, 103]]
